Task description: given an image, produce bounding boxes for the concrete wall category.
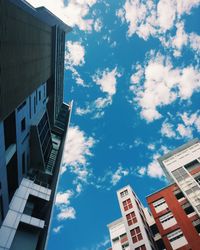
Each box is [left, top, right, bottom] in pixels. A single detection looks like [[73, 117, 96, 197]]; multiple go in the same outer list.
[[0, 0, 52, 120]]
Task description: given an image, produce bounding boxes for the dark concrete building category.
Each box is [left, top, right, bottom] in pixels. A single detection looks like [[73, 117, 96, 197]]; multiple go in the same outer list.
[[0, 0, 72, 249]]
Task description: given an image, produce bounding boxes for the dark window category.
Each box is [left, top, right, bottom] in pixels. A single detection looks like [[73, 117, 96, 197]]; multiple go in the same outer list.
[[17, 101, 26, 112], [39, 91, 41, 101], [29, 96, 31, 119], [123, 198, 133, 211], [195, 175, 200, 185], [174, 191, 184, 200], [120, 189, 128, 197], [34, 96, 36, 114], [182, 202, 194, 214], [193, 219, 200, 233], [135, 245, 146, 250], [0, 195, 3, 223], [21, 118, 26, 132], [22, 152, 25, 175], [130, 227, 143, 243], [36, 90, 38, 105], [185, 160, 199, 172], [126, 211, 137, 225]]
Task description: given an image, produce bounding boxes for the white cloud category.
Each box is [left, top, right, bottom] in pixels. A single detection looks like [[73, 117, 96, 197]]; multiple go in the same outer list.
[[130, 52, 200, 122], [94, 18, 103, 32], [56, 190, 74, 206], [91, 237, 110, 250], [180, 111, 200, 131], [111, 166, 129, 186], [189, 33, 200, 53], [176, 123, 193, 138], [94, 96, 112, 108], [62, 126, 95, 169], [65, 41, 85, 66], [76, 96, 112, 119], [76, 106, 92, 116], [130, 64, 144, 84], [160, 111, 200, 140], [65, 41, 86, 86], [53, 225, 63, 233], [26, 0, 98, 31], [117, 0, 200, 54], [55, 189, 76, 221], [62, 126, 95, 185], [161, 120, 176, 138], [93, 67, 121, 96], [160, 22, 200, 56], [147, 160, 165, 179], [147, 144, 155, 150], [76, 183, 83, 194], [136, 147, 171, 180], [95, 165, 129, 189], [137, 167, 146, 176], [57, 207, 76, 221]]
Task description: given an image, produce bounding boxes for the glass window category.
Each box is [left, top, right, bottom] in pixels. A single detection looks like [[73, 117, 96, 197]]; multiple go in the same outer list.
[[126, 211, 137, 225], [22, 152, 25, 175], [130, 227, 143, 243], [120, 189, 128, 197], [0, 195, 3, 224], [167, 229, 183, 242], [21, 118, 26, 132], [135, 245, 146, 250], [123, 199, 133, 211]]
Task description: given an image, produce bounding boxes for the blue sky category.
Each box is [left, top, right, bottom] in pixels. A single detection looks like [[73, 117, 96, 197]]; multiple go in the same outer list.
[[27, 0, 200, 249]]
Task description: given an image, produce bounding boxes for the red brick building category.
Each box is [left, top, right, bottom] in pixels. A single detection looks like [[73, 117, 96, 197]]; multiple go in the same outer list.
[[147, 183, 200, 250]]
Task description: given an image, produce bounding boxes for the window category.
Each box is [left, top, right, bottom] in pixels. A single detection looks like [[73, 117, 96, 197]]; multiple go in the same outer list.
[[122, 243, 129, 250], [17, 101, 26, 112], [174, 190, 184, 200], [120, 189, 128, 197], [0, 195, 3, 223], [22, 152, 25, 175], [123, 199, 133, 211], [172, 167, 188, 182], [39, 91, 41, 101], [21, 118, 26, 132], [159, 212, 177, 229], [182, 202, 194, 214], [167, 229, 188, 249], [135, 245, 146, 250], [193, 219, 200, 233], [153, 198, 168, 213], [167, 229, 184, 242], [130, 227, 143, 243], [29, 96, 31, 119], [120, 233, 128, 244], [184, 160, 199, 172], [153, 198, 165, 207], [34, 96, 36, 114], [126, 211, 137, 225], [112, 237, 119, 243], [195, 175, 200, 185]]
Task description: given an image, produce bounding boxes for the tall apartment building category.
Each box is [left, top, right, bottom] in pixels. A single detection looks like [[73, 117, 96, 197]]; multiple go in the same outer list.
[[107, 139, 200, 250], [147, 138, 200, 250], [0, 0, 72, 249], [107, 185, 157, 250]]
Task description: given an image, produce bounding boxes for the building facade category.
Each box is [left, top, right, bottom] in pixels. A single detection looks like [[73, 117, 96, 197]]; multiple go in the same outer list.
[[147, 183, 200, 250], [147, 138, 200, 250], [0, 1, 72, 249], [108, 186, 157, 250], [107, 139, 200, 250]]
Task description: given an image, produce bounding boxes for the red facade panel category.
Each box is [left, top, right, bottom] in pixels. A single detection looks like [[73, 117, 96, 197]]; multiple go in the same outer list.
[[147, 184, 200, 250]]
